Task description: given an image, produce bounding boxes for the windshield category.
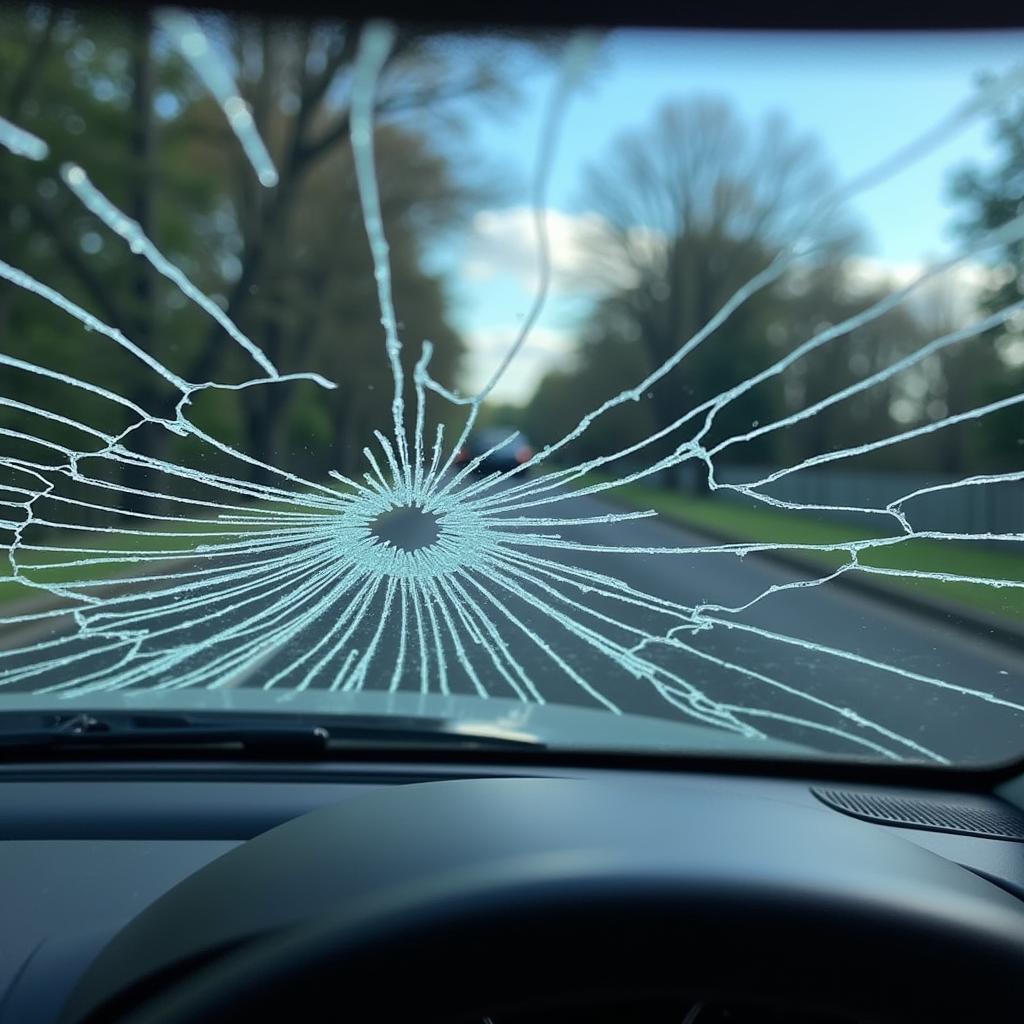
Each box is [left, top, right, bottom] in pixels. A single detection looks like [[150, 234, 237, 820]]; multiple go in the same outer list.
[[1, 6, 1022, 765]]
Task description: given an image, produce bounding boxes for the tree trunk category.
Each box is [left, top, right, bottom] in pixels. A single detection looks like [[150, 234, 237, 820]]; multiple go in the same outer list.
[[119, 8, 169, 515]]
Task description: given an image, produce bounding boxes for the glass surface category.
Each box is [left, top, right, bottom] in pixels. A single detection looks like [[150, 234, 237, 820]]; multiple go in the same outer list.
[[1, 5, 1022, 763]]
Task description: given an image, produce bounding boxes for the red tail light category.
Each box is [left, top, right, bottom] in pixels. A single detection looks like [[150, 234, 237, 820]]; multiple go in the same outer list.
[[455, 446, 470, 465], [515, 445, 533, 464]]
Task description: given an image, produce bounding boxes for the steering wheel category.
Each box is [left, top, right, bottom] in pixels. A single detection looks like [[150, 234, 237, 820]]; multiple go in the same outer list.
[[62, 779, 1024, 1023]]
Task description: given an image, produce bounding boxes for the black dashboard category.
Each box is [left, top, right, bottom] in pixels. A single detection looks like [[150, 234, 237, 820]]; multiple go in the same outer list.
[[1, 760, 1023, 1024]]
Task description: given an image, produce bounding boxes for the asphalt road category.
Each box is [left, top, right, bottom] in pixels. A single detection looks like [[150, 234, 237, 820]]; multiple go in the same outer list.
[[1, 483, 1022, 763], [531, 490, 1024, 763]]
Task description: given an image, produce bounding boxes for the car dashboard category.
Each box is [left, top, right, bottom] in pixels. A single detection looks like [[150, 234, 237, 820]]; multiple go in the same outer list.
[[0, 757, 1023, 1023]]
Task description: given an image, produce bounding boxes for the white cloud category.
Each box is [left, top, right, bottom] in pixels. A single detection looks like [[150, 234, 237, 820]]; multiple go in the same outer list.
[[462, 324, 576, 405], [463, 206, 655, 297], [465, 207, 997, 326], [458, 216, 1005, 404], [840, 255, 996, 323]]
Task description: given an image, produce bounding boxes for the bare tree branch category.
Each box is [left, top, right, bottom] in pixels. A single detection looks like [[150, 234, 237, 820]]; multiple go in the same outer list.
[[25, 198, 129, 334]]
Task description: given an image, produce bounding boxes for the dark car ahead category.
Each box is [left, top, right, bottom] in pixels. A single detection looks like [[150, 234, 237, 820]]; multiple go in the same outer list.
[[454, 427, 534, 474]]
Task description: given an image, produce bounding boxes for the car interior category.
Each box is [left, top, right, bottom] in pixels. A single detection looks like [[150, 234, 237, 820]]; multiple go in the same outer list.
[[3, 744, 1024, 1022], [1, 1, 1023, 1022]]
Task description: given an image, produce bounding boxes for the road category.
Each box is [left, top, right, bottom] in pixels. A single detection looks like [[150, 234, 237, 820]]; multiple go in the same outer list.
[[1, 484, 1022, 764], [529, 490, 1024, 763]]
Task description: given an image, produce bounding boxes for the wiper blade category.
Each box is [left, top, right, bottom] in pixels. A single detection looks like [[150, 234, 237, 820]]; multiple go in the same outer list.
[[0, 713, 330, 755], [0, 711, 544, 754]]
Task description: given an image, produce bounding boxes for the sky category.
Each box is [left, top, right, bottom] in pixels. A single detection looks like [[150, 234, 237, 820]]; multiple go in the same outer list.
[[435, 28, 1024, 403]]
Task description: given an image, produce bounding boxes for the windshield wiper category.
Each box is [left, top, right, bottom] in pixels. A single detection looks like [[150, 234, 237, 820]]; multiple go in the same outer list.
[[0, 711, 544, 755]]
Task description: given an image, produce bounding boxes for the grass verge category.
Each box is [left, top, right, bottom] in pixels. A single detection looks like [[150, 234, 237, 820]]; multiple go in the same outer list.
[[0, 500, 313, 609], [580, 477, 1024, 624]]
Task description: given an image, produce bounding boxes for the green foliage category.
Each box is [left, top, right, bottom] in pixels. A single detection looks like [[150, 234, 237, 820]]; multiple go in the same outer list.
[[948, 83, 1024, 470], [519, 328, 658, 467], [1, 5, 503, 515]]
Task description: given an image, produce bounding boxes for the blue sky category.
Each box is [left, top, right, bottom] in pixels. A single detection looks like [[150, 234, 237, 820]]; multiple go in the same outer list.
[[433, 29, 1024, 402], [484, 29, 1024, 259]]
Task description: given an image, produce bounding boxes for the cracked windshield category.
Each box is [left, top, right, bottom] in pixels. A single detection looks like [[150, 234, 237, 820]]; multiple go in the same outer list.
[[2, 4, 1023, 765]]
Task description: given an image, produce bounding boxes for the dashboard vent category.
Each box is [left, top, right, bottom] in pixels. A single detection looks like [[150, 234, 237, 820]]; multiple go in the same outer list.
[[811, 788, 1024, 841]]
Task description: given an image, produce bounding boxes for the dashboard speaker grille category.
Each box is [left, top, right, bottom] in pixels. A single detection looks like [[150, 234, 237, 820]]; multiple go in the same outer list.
[[811, 788, 1024, 841]]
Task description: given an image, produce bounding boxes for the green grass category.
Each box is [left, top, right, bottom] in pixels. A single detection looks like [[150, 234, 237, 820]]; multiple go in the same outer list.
[[5, 474, 1022, 626], [0, 499, 320, 609], [578, 477, 1024, 624]]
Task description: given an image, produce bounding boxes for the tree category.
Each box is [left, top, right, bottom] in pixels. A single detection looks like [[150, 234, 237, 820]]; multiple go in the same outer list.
[[0, 5, 217, 516], [517, 97, 960, 483], [1, 7, 512, 511], [519, 323, 658, 470], [573, 97, 860, 484], [947, 84, 1024, 471], [182, 16, 515, 392], [234, 124, 471, 479], [571, 100, 842, 475]]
